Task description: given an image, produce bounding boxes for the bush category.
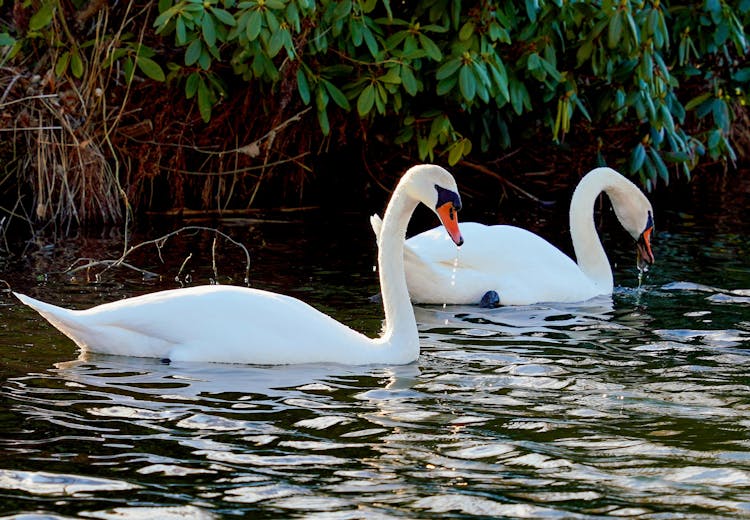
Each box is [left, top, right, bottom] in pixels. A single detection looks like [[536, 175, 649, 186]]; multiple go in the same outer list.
[[1, 0, 749, 225]]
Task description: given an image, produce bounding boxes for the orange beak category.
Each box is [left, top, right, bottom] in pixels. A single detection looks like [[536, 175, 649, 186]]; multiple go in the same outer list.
[[436, 202, 464, 246], [636, 226, 654, 272]]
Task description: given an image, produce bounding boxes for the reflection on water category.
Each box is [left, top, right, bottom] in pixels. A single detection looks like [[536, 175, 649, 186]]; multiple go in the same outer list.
[[2, 200, 750, 517]]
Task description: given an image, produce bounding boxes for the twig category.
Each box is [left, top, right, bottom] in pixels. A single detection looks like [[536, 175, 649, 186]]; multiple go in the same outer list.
[[65, 226, 252, 284], [461, 160, 553, 204]]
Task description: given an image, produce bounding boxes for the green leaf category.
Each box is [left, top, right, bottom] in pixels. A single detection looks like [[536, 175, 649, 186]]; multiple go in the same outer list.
[[197, 79, 213, 122], [608, 10, 623, 48], [361, 22, 378, 57], [576, 39, 593, 67], [458, 66, 476, 101], [123, 57, 135, 83], [297, 69, 310, 104], [176, 17, 187, 44], [198, 46, 212, 70], [357, 83, 375, 116], [154, 7, 177, 30], [265, 0, 285, 8], [317, 105, 330, 135], [436, 58, 461, 80], [137, 56, 165, 81], [380, 67, 401, 84], [185, 72, 200, 99], [323, 80, 350, 110], [0, 33, 16, 46], [458, 21, 474, 41], [418, 33, 442, 61], [268, 28, 285, 57], [70, 51, 84, 78], [202, 13, 217, 47], [448, 140, 463, 165], [525, 0, 538, 22], [684, 92, 711, 111], [734, 68, 750, 82], [527, 52, 541, 71], [264, 10, 278, 34], [211, 7, 236, 26], [185, 39, 202, 65], [401, 66, 418, 96], [246, 9, 263, 41], [630, 143, 646, 173], [29, 3, 54, 31], [650, 147, 669, 185], [55, 51, 71, 77]]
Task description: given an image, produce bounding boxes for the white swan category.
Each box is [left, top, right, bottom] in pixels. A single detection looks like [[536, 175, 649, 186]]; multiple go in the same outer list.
[[14, 164, 464, 365], [371, 166, 654, 306]]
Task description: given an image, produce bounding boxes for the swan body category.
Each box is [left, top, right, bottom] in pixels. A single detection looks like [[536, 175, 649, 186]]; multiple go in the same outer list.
[[15, 164, 464, 365], [371, 167, 654, 306]]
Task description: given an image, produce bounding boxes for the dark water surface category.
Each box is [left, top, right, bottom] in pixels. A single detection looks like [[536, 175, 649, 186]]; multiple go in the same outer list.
[[1, 176, 750, 518]]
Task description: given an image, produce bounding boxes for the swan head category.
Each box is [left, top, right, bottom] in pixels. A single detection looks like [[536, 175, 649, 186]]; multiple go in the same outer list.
[[403, 164, 464, 246], [605, 171, 655, 272]]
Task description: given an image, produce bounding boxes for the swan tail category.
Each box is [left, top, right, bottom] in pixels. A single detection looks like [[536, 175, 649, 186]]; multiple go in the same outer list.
[[14, 292, 87, 347]]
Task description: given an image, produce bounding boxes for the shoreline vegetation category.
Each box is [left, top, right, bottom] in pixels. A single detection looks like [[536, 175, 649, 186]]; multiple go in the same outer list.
[[0, 0, 748, 235]]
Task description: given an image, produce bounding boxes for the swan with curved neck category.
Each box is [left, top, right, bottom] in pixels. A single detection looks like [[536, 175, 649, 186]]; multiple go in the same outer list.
[[371, 167, 654, 306], [14, 164, 464, 365]]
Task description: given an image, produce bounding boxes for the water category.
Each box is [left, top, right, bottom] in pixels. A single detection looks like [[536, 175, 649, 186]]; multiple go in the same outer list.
[[1, 182, 750, 518]]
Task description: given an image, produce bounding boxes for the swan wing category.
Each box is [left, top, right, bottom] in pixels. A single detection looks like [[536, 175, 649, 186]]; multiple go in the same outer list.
[[15, 286, 377, 364], [404, 223, 602, 305]]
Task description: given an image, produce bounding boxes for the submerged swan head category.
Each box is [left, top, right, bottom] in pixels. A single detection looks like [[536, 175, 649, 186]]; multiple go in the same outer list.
[[401, 164, 464, 246]]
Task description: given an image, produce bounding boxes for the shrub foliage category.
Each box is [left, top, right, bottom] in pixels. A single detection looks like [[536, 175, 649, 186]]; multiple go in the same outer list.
[[1, 0, 749, 224]]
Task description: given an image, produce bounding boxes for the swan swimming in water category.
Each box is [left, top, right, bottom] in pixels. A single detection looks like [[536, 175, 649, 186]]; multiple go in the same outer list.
[[14, 164, 464, 365], [371, 166, 654, 306]]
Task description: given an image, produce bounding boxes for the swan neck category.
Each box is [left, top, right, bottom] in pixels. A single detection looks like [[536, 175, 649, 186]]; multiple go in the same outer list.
[[378, 188, 419, 346], [569, 170, 615, 291]]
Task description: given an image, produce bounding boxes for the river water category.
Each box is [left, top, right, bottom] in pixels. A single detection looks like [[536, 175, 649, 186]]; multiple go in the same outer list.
[[1, 174, 749, 518]]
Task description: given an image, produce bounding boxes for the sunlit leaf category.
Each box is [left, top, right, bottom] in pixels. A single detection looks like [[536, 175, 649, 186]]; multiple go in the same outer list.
[[29, 3, 54, 31], [684, 92, 711, 112], [55, 51, 70, 77], [448, 140, 463, 165], [458, 21, 474, 41], [70, 51, 84, 78]]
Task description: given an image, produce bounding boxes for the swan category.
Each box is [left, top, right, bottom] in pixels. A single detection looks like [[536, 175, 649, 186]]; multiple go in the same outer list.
[[370, 166, 654, 306], [14, 164, 464, 365]]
